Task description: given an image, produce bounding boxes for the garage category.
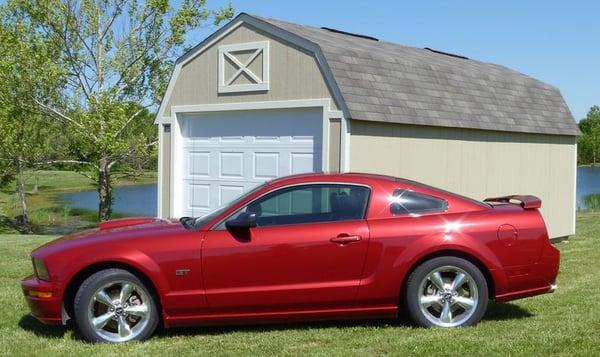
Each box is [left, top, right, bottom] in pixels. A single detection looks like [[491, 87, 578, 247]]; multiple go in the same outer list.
[[156, 13, 580, 239], [172, 107, 324, 217]]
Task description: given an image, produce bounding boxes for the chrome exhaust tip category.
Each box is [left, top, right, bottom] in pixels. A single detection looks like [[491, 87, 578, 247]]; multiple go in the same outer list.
[[549, 284, 558, 293]]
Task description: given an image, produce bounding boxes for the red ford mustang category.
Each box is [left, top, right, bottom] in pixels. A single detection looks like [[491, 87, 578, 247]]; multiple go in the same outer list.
[[22, 173, 559, 342]]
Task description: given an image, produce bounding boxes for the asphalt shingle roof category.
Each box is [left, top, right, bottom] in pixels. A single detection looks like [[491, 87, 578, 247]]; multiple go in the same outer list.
[[252, 15, 580, 136]]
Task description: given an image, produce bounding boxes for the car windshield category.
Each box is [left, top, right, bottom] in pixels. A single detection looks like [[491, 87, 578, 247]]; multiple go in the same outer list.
[[185, 183, 268, 230]]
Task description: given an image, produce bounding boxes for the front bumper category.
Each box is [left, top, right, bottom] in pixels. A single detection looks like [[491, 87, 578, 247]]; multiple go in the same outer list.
[[21, 275, 64, 325]]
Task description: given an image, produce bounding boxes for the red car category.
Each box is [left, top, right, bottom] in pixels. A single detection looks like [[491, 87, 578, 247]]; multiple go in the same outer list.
[[22, 173, 559, 342]]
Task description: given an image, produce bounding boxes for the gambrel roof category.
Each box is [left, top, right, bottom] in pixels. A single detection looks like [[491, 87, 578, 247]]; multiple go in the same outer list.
[[159, 13, 580, 136]]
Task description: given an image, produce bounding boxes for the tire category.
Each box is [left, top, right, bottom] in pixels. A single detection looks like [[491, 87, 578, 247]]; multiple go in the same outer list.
[[73, 268, 159, 342], [403, 256, 488, 328]]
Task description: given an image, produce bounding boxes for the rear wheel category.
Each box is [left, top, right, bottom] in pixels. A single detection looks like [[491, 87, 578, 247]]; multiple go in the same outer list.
[[404, 256, 488, 327], [73, 269, 158, 342]]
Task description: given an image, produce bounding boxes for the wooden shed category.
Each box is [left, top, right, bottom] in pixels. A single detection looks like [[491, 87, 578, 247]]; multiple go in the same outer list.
[[155, 13, 580, 239]]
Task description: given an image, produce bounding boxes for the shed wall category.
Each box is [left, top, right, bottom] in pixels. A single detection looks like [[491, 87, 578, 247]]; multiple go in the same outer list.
[[165, 23, 338, 113], [349, 120, 577, 238]]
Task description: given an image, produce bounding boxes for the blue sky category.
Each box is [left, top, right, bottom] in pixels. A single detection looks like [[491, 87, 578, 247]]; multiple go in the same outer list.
[[198, 0, 599, 121]]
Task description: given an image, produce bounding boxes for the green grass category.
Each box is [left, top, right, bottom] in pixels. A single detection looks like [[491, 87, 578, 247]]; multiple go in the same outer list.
[[1, 213, 599, 356], [0, 170, 156, 234]]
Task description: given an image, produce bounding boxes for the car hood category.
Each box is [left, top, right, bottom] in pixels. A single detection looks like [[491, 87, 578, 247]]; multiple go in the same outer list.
[[33, 217, 186, 256]]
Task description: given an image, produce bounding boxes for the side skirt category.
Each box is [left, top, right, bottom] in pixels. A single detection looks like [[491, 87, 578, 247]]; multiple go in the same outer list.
[[163, 305, 398, 328]]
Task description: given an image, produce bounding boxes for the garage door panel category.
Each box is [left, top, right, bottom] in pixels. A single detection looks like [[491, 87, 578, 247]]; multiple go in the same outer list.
[[220, 152, 244, 178], [254, 136, 279, 142], [184, 109, 322, 139], [188, 184, 210, 210], [177, 108, 323, 217], [219, 185, 245, 206], [220, 136, 244, 142], [254, 152, 279, 179], [188, 151, 210, 177], [291, 152, 316, 174]]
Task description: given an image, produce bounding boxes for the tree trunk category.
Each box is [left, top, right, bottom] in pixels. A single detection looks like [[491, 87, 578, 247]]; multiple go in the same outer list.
[[98, 158, 112, 221], [15, 158, 32, 233]]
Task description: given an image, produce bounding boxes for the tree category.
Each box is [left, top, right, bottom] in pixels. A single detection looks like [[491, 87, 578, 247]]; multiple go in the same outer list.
[[9, 0, 233, 220], [578, 106, 600, 166], [0, 7, 66, 232]]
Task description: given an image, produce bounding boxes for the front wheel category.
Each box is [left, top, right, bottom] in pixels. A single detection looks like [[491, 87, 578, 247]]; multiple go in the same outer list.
[[403, 256, 488, 327], [73, 268, 159, 342]]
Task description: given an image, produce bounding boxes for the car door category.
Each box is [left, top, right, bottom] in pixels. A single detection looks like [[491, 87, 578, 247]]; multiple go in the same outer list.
[[201, 183, 371, 312]]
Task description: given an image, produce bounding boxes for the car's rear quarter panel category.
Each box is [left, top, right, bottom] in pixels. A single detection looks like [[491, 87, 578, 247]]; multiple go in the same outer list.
[[359, 182, 557, 305]]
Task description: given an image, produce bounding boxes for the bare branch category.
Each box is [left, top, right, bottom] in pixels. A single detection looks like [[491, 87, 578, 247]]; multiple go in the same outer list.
[[75, 170, 95, 181], [34, 159, 98, 169], [31, 97, 99, 142]]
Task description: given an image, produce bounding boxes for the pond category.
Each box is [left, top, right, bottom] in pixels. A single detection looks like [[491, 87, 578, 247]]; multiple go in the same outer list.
[[577, 167, 600, 210], [60, 184, 157, 217], [59, 168, 600, 217]]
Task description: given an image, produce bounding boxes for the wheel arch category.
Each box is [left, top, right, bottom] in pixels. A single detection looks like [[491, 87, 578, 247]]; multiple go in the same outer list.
[[62, 261, 163, 323], [399, 249, 496, 303]]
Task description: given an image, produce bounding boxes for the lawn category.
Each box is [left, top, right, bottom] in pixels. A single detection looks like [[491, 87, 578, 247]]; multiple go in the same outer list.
[[0, 213, 599, 356], [0, 170, 156, 234]]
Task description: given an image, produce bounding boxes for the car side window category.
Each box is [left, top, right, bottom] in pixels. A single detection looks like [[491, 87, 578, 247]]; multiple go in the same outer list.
[[223, 184, 370, 228], [390, 189, 447, 215]]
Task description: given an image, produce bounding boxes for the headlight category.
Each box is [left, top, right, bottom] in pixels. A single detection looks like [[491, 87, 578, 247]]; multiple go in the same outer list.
[[32, 258, 50, 281]]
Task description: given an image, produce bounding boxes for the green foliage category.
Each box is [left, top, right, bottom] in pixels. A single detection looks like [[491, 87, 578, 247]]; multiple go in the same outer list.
[[2, 0, 233, 219], [577, 105, 600, 166], [0, 8, 67, 230], [582, 193, 600, 212]]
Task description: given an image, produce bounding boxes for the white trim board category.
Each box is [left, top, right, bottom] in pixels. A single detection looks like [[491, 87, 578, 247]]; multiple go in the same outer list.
[[157, 124, 164, 217], [168, 98, 335, 217], [218, 41, 270, 93], [572, 142, 577, 235]]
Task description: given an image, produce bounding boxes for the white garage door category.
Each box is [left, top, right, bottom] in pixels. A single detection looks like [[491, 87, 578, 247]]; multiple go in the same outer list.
[[176, 108, 323, 217]]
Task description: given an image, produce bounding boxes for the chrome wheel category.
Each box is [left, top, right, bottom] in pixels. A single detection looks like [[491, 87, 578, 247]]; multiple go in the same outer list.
[[418, 265, 478, 327], [87, 280, 151, 342]]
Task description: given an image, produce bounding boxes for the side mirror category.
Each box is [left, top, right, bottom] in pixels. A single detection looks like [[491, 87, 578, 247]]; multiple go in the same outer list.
[[225, 212, 257, 232]]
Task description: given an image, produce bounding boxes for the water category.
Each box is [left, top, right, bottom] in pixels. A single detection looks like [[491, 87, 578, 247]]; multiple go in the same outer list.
[[58, 168, 600, 216], [577, 167, 600, 209], [60, 184, 157, 216]]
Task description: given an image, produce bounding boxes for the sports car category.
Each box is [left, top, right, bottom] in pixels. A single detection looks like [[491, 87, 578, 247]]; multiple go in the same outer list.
[[21, 173, 559, 342]]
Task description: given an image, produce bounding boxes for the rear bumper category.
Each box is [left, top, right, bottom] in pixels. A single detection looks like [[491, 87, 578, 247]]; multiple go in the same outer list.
[[21, 276, 64, 325], [495, 243, 560, 302]]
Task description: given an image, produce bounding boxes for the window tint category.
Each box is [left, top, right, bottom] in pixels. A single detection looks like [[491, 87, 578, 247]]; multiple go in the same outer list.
[[226, 184, 370, 227], [390, 189, 447, 215]]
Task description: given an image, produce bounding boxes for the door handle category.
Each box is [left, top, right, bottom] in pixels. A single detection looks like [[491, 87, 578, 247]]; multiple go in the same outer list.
[[330, 235, 362, 244]]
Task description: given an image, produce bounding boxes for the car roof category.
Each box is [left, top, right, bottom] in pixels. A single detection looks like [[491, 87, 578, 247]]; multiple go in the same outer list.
[[267, 172, 398, 185], [266, 173, 489, 210]]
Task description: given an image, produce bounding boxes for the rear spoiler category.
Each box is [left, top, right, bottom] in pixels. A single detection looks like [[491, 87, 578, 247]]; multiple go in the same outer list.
[[483, 195, 542, 209]]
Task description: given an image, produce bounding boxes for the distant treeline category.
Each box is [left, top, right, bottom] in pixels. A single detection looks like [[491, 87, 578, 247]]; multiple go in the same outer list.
[[578, 106, 600, 166]]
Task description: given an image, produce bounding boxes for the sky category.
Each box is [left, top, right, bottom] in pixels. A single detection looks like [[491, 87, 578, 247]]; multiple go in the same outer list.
[[193, 0, 599, 121]]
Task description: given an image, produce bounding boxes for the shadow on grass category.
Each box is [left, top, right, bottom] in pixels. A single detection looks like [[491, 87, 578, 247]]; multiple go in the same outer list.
[[484, 302, 533, 321], [18, 302, 533, 341], [156, 318, 403, 338], [157, 302, 533, 338], [18, 315, 68, 339]]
